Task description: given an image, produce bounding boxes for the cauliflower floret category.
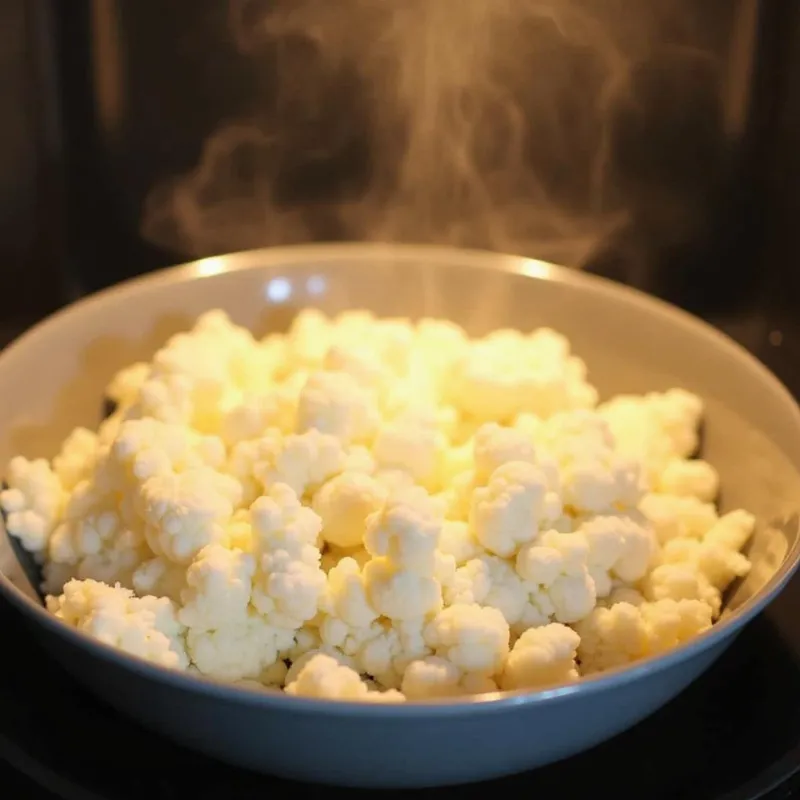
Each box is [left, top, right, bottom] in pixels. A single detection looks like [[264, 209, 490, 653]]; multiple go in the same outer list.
[[111, 418, 226, 485], [179, 544, 256, 630], [251, 546, 326, 628], [577, 512, 657, 597], [408, 321, 469, 407], [515, 530, 597, 627], [186, 611, 293, 682], [600, 390, 703, 483], [48, 504, 128, 565], [500, 623, 580, 691], [321, 556, 379, 629], [535, 410, 644, 514], [575, 597, 713, 674], [401, 655, 498, 699], [149, 310, 260, 393], [638, 492, 718, 544], [448, 328, 597, 422], [232, 429, 346, 501], [320, 559, 435, 688], [285, 309, 335, 370], [438, 520, 482, 566], [250, 483, 322, 553], [313, 472, 388, 549], [318, 558, 432, 687], [1, 456, 66, 553], [601, 585, 646, 608], [423, 603, 510, 676], [652, 510, 753, 598], [657, 458, 719, 502], [363, 486, 442, 572], [248, 484, 326, 629], [705, 509, 756, 553], [362, 557, 442, 620], [124, 372, 229, 434], [469, 461, 562, 557], [52, 428, 100, 491], [285, 653, 405, 702], [47, 578, 188, 669], [319, 616, 430, 690], [220, 382, 300, 446], [132, 556, 187, 602], [45, 518, 145, 595], [296, 370, 381, 444], [642, 561, 722, 617], [105, 362, 151, 409], [372, 414, 448, 491], [138, 466, 242, 564], [445, 554, 525, 624], [472, 422, 540, 484]]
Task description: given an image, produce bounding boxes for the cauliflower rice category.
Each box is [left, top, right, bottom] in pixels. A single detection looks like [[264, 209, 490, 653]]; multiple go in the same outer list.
[[0, 309, 754, 702]]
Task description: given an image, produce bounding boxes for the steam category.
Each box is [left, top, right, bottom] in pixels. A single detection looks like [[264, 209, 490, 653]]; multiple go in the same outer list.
[[142, 0, 725, 266]]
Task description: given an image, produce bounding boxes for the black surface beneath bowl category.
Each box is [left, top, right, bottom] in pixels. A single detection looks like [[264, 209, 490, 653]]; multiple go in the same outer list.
[[2, 576, 800, 800]]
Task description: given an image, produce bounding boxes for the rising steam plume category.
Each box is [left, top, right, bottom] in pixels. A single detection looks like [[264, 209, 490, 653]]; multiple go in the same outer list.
[[142, 0, 728, 267]]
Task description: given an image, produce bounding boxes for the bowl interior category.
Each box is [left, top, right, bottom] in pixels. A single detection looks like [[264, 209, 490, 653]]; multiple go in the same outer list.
[[1, 244, 799, 615]]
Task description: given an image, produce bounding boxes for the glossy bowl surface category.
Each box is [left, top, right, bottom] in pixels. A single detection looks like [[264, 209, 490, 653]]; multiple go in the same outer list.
[[1, 243, 799, 788]]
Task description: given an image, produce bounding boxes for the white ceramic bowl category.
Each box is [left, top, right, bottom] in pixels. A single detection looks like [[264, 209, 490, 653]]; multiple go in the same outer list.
[[1, 243, 799, 788]]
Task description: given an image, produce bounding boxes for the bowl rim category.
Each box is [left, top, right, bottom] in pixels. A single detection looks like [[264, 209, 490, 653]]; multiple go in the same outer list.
[[2, 240, 799, 716]]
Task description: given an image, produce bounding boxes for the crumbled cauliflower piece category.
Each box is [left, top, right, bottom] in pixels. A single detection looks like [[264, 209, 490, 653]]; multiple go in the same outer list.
[[52, 428, 99, 491], [132, 556, 186, 602], [424, 603, 510, 675], [472, 422, 540, 484], [657, 458, 719, 502], [372, 414, 448, 491], [139, 467, 242, 563], [363, 557, 442, 620], [186, 611, 293, 682], [500, 623, 580, 691], [438, 520, 482, 566], [401, 655, 498, 699], [105, 362, 151, 408], [448, 328, 597, 422], [641, 561, 722, 617], [652, 510, 754, 597], [321, 556, 379, 628], [1, 456, 66, 552], [575, 598, 713, 674], [639, 492, 718, 544], [252, 546, 326, 628], [111, 418, 226, 484], [47, 578, 188, 669], [250, 483, 322, 553], [220, 384, 299, 446], [249, 484, 326, 629], [705, 509, 756, 553], [515, 530, 597, 626], [469, 461, 562, 557], [179, 544, 256, 630], [285, 653, 405, 702], [599, 390, 703, 483], [296, 370, 381, 444], [363, 486, 442, 572], [313, 472, 387, 549], [535, 410, 644, 514], [577, 512, 656, 597], [233, 428, 345, 500]]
